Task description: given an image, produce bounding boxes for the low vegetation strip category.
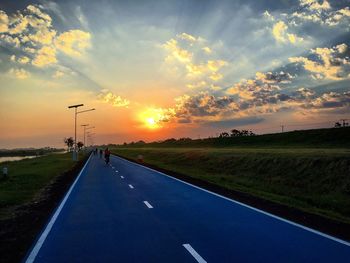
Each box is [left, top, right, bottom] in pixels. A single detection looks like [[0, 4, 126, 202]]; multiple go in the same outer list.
[[123, 127, 350, 148], [112, 147, 350, 225], [0, 152, 89, 263]]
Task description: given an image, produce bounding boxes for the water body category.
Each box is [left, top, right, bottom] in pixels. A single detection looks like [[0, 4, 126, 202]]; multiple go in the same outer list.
[[0, 151, 67, 164], [0, 156, 38, 163]]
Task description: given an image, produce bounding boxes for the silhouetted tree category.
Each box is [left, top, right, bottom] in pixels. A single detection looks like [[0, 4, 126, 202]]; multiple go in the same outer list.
[[334, 122, 342, 128], [230, 129, 241, 137], [249, 130, 256, 136], [163, 138, 177, 143], [178, 137, 192, 142], [77, 141, 84, 151], [241, 129, 249, 136], [219, 132, 230, 138], [64, 137, 74, 152]]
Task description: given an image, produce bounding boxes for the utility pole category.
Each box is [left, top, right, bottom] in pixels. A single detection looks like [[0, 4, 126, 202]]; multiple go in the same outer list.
[[280, 125, 284, 133], [68, 104, 95, 161]]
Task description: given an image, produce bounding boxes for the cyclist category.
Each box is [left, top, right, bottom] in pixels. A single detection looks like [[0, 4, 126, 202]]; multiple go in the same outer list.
[[104, 147, 111, 164]]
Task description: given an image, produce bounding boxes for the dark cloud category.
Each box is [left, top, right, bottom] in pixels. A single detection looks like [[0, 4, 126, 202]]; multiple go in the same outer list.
[[201, 116, 264, 128], [256, 71, 294, 84], [177, 118, 192, 124], [292, 87, 315, 99], [304, 91, 350, 109], [175, 92, 237, 119]]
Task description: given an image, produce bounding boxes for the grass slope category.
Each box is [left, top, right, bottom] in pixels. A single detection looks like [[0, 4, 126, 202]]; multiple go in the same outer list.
[[0, 153, 80, 219]]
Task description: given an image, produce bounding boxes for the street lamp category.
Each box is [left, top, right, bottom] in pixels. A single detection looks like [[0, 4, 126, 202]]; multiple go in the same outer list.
[[81, 124, 89, 148], [84, 126, 95, 149], [87, 132, 96, 147], [68, 104, 95, 161]]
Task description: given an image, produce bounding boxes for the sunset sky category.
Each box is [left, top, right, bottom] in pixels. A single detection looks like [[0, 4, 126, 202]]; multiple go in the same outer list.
[[0, 0, 349, 148]]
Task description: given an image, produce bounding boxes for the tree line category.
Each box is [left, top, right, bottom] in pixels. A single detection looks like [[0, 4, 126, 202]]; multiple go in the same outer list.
[[218, 129, 255, 138], [63, 137, 84, 152]]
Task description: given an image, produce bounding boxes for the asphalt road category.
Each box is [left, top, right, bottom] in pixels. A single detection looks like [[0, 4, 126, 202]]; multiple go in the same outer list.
[[25, 154, 350, 262]]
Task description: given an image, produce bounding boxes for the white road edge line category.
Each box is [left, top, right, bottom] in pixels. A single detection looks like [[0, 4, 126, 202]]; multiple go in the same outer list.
[[129, 184, 134, 189], [112, 154, 350, 247], [143, 201, 153, 209], [25, 154, 93, 263], [183, 244, 207, 263]]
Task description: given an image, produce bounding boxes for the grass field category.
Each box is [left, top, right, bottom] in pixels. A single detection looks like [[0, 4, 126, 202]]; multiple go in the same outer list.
[[112, 147, 350, 224], [0, 153, 83, 219]]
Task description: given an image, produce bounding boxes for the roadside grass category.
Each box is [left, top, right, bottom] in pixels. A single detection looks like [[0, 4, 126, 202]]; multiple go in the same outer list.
[[0, 153, 82, 219], [112, 147, 350, 224]]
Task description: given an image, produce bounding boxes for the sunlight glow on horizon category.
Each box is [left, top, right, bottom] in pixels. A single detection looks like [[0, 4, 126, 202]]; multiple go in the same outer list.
[[145, 117, 158, 129], [138, 107, 175, 130]]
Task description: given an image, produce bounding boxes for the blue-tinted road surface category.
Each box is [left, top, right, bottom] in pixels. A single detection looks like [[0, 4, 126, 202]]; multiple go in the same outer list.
[[25, 154, 350, 262]]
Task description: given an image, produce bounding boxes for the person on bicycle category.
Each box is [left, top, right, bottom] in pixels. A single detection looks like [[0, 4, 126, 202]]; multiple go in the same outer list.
[[104, 147, 111, 164]]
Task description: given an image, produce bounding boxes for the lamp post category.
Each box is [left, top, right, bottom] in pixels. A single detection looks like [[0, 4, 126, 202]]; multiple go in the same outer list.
[[68, 104, 95, 161], [81, 124, 89, 148], [87, 132, 96, 147], [84, 126, 95, 150]]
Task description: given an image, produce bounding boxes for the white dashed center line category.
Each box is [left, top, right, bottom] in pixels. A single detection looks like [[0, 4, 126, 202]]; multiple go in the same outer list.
[[128, 184, 134, 189], [183, 244, 207, 263], [115, 170, 119, 173], [120, 176, 124, 179], [143, 201, 153, 209]]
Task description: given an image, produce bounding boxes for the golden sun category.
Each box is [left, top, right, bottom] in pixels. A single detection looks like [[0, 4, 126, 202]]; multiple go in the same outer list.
[[145, 117, 159, 129], [139, 107, 173, 130]]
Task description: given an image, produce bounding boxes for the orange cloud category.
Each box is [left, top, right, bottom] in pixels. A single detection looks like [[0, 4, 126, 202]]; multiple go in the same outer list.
[[55, 30, 91, 57], [0, 4, 92, 73], [0, 10, 8, 33], [289, 43, 350, 80], [9, 68, 31, 79], [98, 90, 130, 108], [300, 0, 331, 11], [272, 21, 303, 44], [163, 38, 193, 63], [162, 33, 228, 91], [32, 46, 57, 67]]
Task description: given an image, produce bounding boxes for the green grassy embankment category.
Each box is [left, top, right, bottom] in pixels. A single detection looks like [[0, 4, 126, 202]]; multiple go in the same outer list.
[[128, 127, 350, 148], [0, 153, 82, 219], [112, 128, 350, 224]]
